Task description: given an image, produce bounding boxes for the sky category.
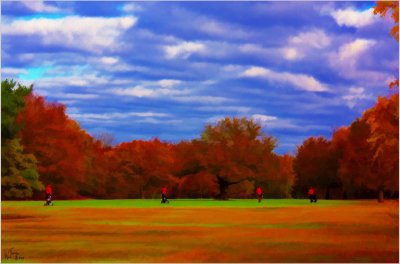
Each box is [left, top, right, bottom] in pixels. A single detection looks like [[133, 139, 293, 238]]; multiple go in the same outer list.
[[1, 1, 398, 154]]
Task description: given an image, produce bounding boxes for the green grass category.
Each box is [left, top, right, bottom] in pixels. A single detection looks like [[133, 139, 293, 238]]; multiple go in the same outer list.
[[2, 198, 358, 208]]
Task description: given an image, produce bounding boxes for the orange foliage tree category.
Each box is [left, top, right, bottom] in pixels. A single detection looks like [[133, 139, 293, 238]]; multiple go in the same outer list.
[[105, 139, 176, 198], [363, 94, 399, 201], [173, 140, 219, 198], [332, 94, 399, 202], [200, 117, 277, 199], [16, 94, 95, 198], [374, 1, 399, 90], [332, 120, 375, 199]]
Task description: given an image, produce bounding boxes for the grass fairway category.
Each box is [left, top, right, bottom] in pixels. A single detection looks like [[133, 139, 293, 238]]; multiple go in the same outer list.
[[2, 199, 398, 263]]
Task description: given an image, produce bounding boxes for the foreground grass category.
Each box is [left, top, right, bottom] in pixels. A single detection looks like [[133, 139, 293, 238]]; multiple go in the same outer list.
[[2, 199, 398, 262], [2, 198, 357, 208]]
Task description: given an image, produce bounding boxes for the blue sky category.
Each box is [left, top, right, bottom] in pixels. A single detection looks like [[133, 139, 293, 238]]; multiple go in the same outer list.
[[2, 1, 398, 154]]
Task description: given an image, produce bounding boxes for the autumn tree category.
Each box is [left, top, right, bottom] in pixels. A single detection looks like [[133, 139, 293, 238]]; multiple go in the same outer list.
[[332, 120, 375, 199], [270, 154, 296, 198], [374, 1, 399, 41], [363, 94, 399, 202], [173, 140, 219, 198], [374, 1, 399, 90], [1, 79, 44, 199], [293, 137, 340, 199], [332, 94, 398, 202], [106, 139, 176, 198], [200, 117, 277, 199], [16, 94, 94, 198]]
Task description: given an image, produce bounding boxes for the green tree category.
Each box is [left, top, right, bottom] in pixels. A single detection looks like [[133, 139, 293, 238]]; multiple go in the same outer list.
[[1, 79, 32, 141], [1, 79, 43, 199], [1, 139, 44, 199]]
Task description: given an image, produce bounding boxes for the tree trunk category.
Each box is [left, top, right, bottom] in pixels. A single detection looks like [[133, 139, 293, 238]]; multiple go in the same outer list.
[[378, 189, 384, 203], [325, 186, 330, 200], [140, 185, 144, 199], [216, 176, 229, 200]]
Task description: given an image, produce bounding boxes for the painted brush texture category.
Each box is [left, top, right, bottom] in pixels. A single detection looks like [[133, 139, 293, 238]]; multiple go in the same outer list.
[[2, 199, 398, 262]]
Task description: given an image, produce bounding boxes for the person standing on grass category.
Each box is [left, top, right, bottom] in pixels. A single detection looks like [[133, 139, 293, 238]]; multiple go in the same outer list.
[[45, 184, 53, 206], [161, 186, 168, 203], [308, 186, 317, 203], [256, 186, 263, 203]]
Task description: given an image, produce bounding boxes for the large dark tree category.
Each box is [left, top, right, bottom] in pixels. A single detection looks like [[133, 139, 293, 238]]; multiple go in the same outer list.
[[200, 117, 277, 199], [293, 137, 340, 199]]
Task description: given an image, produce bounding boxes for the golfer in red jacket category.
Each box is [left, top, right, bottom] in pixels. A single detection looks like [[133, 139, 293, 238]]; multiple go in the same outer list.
[[256, 186, 263, 203], [308, 186, 317, 203], [161, 186, 169, 203], [44, 184, 53, 206]]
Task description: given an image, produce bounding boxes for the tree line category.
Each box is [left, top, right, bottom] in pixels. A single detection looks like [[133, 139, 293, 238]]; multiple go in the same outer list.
[[1, 79, 398, 202]]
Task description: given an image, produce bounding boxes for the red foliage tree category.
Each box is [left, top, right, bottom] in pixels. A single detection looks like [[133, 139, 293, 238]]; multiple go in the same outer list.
[[200, 117, 277, 199], [106, 139, 176, 198], [16, 94, 94, 198], [293, 137, 340, 199]]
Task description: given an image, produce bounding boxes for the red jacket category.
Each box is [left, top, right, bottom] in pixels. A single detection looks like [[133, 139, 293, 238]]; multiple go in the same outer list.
[[45, 185, 53, 195], [161, 187, 168, 195], [308, 188, 315, 195], [256, 187, 263, 196]]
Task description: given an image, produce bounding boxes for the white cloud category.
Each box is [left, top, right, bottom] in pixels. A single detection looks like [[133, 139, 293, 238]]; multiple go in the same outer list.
[[68, 112, 182, 125], [252, 114, 277, 123], [239, 44, 275, 58], [281, 29, 331, 61], [337, 38, 376, 63], [100, 57, 119, 65], [21, 0, 60, 13], [18, 53, 35, 61], [281, 47, 303, 61], [1, 67, 28, 75], [199, 19, 250, 39], [122, 3, 143, 12], [112, 86, 157, 97], [69, 111, 170, 120], [158, 79, 182, 88], [202, 80, 217, 85], [330, 7, 377, 28], [251, 114, 331, 131], [170, 7, 251, 40], [112, 85, 189, 98], [197, 106, 251, 113], [329, 39, 390, 85], [342, 87, 373, 108], [3, 16, 137, 53], [33, 74, 109, 88], [241, 66, 329, 92], [53, 93, 99, 99], [289, 29, 331, 49], [164, 41, 205, 59], [174, 96, 230, 104]]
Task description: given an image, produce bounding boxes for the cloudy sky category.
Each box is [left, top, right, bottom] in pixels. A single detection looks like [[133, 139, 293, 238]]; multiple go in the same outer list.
[[2, 1, 398, 154]]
